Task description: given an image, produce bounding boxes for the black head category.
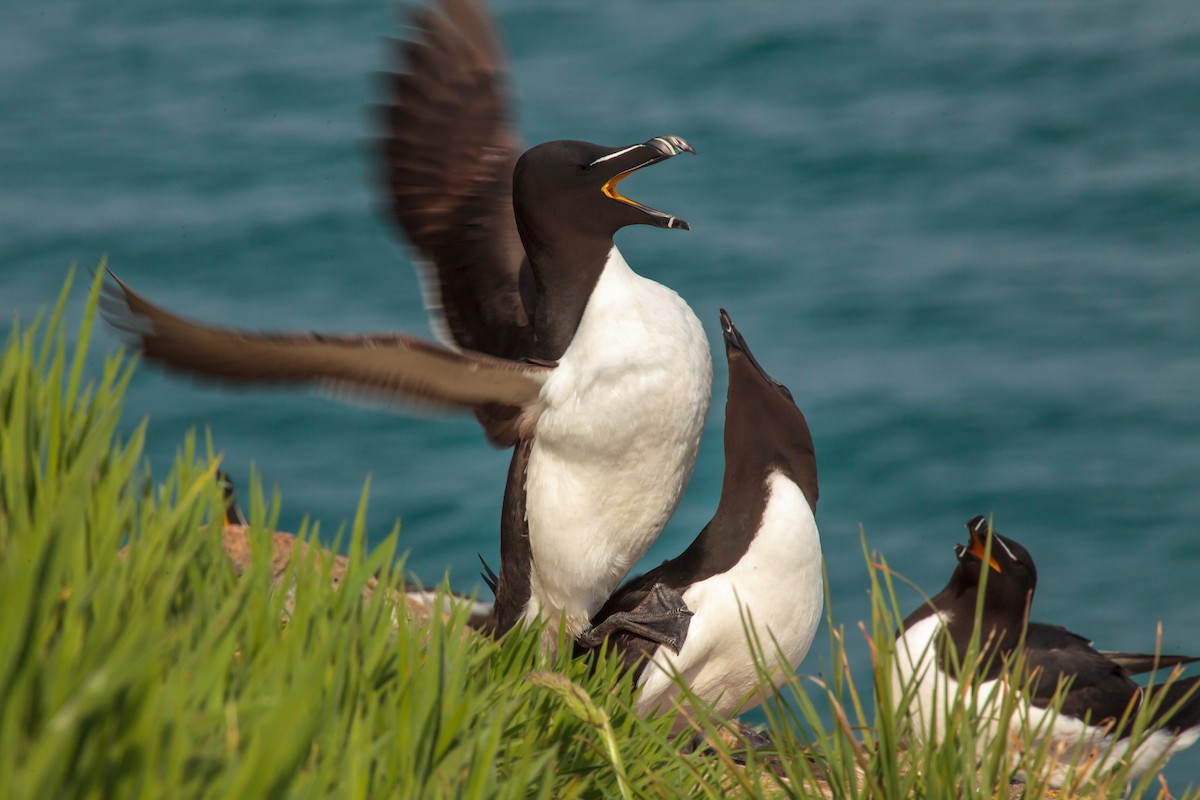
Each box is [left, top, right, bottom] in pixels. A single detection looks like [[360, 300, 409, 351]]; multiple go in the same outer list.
[[719, 309, 817, 513], [947, 515, 1037, 617], [514, 136, 695, 361], [513, 136, 694, 247]]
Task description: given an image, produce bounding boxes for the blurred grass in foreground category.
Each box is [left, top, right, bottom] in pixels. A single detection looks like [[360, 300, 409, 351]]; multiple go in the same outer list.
[[1, 268, 1195, 798]]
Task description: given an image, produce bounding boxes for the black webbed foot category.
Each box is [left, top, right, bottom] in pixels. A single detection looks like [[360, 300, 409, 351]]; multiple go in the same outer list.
[[578, 583, 693, 652], [683, 725, 780, 769]]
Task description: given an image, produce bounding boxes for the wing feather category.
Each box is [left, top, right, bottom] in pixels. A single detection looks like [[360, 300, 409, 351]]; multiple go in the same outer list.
[[377, 0, 531, 358], [102, 274, 548, 413]]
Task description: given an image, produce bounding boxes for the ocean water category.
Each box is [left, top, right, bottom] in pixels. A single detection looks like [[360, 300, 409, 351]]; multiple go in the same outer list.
[[4, 0, 1200, 785]]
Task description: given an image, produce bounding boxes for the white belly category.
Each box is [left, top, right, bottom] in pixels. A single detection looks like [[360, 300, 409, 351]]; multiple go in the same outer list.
[[635, 473, 823, 721], [522, 247, 712, 639]]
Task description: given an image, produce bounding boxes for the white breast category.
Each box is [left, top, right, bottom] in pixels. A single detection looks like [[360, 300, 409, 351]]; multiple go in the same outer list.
[[634, 472, 823, 721], [892, 612, 985, 743], [522, 246, 712, 640], [891, 613, 1196, 785]]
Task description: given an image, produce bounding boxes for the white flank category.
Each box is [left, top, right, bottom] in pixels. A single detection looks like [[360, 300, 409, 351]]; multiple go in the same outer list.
[[634, 472, 823, 721], [893, 613, 1198, 785], [521, 246, 712, 644]]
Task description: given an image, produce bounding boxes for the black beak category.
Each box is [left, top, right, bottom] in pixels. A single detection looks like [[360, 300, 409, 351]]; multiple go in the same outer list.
[[960, 516, 1001, 572], [643, 135, 696, 159], [721, 308, 775, 379], [720, 308, 746, 352], [593, 135, 695, 230]]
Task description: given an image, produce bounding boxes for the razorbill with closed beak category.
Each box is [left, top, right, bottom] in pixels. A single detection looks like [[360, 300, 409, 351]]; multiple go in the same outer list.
[[103, 0, 710, 651], [582, 310, 821, 725], [895, 515, 1200, 786]]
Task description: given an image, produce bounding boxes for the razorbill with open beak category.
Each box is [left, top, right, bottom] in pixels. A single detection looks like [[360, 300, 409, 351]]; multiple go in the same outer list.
[[376, 0, 694, 363], [103, 0, 710, 650], [895, 515, 1200, 786], [581, 310, 821, 725], [216, 469, 249, 527]]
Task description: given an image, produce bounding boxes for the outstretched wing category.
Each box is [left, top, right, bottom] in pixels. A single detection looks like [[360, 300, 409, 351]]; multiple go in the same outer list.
[[377, 0, 532, 359], [102, 273, 548, 414]]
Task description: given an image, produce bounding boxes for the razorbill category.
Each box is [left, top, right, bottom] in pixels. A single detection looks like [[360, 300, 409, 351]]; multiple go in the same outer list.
[[217, 469, 249, 527], [582, 309, 821, 725], [895, 515, 1200, 786], [377, 0, 694, 363], [103, 0, 710, 650]]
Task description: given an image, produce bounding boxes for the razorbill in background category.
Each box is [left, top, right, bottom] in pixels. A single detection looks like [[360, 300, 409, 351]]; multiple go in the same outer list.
[[103, 0, 711, 651], [582, 309, 821, 725], [216, 469, 249, 528], [216, 470, 494, 627], [895, 515, 1200, 787]]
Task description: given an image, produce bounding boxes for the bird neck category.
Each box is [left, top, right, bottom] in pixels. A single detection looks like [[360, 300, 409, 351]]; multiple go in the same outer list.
[[930, 572, 1032, 662], [669, 463, 774, 583], [524, 236, 616, 361]]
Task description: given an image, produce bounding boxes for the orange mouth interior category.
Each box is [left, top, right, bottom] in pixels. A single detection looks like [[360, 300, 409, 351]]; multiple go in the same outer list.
[[602, 170, 639, 205], [968, 530, 1002, 573]]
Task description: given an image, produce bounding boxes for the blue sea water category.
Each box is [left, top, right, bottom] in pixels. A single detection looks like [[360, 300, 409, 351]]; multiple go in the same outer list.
[[4, 0, 1200, 786]]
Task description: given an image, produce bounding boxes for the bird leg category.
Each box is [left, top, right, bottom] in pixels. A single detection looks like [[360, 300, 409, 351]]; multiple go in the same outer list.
[[578, 583, 693, 653]]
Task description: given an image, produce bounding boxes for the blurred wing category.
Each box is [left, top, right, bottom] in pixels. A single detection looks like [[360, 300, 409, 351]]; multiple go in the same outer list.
[[103, 274, 548, 413], [377, 0, 532, 358]]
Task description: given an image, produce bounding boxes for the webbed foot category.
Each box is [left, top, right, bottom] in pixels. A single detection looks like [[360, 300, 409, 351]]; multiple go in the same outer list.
[[578, 583, 693, 652]]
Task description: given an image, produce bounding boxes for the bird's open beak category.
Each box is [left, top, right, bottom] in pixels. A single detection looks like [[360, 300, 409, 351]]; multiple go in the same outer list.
[[591, 135, 695, 230], [963, 518, 1002, 573]]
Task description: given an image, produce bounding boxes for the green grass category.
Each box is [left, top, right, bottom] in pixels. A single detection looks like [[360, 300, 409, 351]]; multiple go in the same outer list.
[[2, 267, 1197, 798]]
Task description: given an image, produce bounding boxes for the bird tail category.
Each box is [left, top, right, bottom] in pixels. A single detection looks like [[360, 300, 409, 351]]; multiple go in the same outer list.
[[478, 553, 499, 596], [1102, 651, 1200, 675]]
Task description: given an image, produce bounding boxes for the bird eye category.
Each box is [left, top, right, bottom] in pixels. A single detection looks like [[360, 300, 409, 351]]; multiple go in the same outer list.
[[578, 163, 591, 173]]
